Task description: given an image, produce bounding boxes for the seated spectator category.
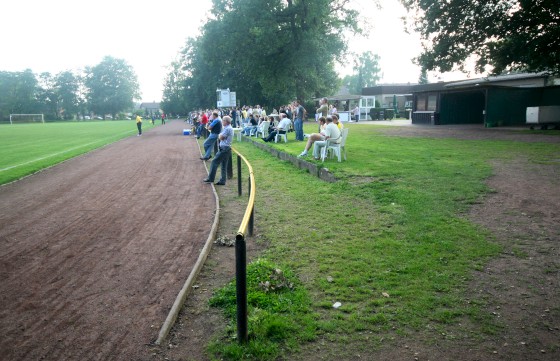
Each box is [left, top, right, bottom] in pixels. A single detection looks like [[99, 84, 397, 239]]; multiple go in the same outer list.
[[332, 113, 344, 131], [257, 116, 271, 136], [261, 113, 291, 142], [196, 111, 209, 139], [298, 117, 327, 157], [312, 116, 340, 160], [242, 114, 258, 135]]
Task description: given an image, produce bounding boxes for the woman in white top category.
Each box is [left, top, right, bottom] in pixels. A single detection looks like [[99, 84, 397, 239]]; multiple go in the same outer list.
[[297, 117, 327, 158]]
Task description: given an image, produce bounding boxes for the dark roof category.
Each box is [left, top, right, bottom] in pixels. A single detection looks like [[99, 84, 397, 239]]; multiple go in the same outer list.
[[362, 84, 417, 96], [140, 102, 161, 109], [313, 94, 363, 101], [445, 72, 549, 88]]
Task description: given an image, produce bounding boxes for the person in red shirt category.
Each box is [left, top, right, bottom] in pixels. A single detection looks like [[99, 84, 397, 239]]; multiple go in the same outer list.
[[197, 111, 209, 139]]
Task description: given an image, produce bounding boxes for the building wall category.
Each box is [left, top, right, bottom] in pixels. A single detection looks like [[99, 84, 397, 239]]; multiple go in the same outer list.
[[486, 88, 542, 126], [440, 91, 485, 125]]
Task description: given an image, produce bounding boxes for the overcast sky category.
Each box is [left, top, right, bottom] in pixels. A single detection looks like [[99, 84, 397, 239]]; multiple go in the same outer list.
[[0, 0, 445, 103]]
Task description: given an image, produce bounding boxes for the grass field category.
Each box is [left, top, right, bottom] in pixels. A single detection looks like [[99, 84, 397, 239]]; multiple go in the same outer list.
[[207, 123, 560, 360], [0, 121, 140, 185]]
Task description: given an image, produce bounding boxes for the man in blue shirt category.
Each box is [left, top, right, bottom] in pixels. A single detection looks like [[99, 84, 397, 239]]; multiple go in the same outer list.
[[201, 112, 222, 161], [203, 116, 234, 185], [294, 99, 305, 141]]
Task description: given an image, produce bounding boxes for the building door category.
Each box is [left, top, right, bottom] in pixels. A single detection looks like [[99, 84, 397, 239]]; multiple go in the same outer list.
[[359, 96, 376, 120]]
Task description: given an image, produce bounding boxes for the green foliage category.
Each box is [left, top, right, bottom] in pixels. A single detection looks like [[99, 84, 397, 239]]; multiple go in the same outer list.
[[0, 70, 40, 122], [343, 51, 382, 94], [84, 56, 140, 117], [165, 0, 363, 110], [1, 58, 138, 122], [161, 61, 188, 116], [401, 0, 560, 75], [209, 259, 316, 360]]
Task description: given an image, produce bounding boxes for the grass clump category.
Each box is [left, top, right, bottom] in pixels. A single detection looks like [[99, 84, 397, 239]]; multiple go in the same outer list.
[[208, 259, 316, 360]]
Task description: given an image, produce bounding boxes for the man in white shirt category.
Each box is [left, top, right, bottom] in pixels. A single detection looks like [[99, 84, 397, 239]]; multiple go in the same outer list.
[[261, 113, 292, 142], [312, 116, 340, 160]]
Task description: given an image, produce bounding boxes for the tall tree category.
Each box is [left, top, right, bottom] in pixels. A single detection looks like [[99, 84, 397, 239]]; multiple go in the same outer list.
[[161, 61, 188, 116], [343, 51, 382, 94], [84, 56, 140, 118], [56, 71, 82, 120], [168, 0, 365, 109], [401, 0, 560, 75], [37, 72, 59, 119], [0, 70, 39, 121]]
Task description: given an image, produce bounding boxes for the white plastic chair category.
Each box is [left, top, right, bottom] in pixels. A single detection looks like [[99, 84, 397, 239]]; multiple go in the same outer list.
[[274, 128, 288, 143], [321, 128, 348, 162], [256, 122, 270, 138]]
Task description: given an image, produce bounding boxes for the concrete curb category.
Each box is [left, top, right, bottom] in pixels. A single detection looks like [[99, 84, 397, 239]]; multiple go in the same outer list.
[[155, 137, 220, 345], [243, 136, 338, 183]]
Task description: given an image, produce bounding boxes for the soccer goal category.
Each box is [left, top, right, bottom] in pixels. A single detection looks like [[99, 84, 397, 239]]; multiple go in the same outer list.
[[9, 114, 45, 124]]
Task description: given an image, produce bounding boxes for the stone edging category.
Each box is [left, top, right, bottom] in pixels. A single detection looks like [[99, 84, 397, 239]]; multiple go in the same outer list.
[[242, 136, 337, 183]]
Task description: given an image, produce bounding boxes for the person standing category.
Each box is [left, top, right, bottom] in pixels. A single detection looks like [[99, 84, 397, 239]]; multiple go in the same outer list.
[[231, 107, 238, 128], [201, 112, 222, 160], [161, 113, 166, 125], [294, 100, 305, 141], [203, 116, 234, 186], [316, 97, 328, 119], [136, 115, 142, 136], [352, 105, 360, 122]]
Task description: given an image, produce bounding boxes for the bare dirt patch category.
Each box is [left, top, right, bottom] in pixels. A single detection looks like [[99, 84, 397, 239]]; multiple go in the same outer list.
[[0, 121, 214, 360]]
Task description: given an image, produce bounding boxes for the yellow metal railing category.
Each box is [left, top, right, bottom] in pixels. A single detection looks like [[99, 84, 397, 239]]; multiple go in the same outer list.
[[230, 146, 255, 344], [232, 147, 256, 239]]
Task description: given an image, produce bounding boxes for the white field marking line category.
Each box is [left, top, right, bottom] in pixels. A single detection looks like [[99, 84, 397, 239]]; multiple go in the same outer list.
[[0, 130, 135, 172]]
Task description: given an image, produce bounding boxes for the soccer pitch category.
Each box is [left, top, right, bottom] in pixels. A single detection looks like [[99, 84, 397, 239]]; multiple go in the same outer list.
[[0, 121, 138, 185]]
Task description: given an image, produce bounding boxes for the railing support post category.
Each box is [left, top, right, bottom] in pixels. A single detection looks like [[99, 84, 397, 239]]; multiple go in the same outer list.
[[247, 176, 254, 237], [235, 234, 248, 344], [249, 207, 254, 237], [237, 155, 242, 196]]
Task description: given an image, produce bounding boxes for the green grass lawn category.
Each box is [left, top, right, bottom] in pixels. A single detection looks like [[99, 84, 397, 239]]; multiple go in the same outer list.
[[208, 123, 560, 360], [0, 121, 140, 185]]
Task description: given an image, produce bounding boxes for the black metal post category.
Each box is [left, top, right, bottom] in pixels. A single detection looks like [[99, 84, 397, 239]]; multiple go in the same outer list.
[[249, 206, 254, 237], [235, 234, 248, 344], [237, 155, 242, 196], [248, 176, 254, 236]]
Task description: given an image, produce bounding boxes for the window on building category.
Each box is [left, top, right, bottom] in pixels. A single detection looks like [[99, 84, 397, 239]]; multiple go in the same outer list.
[[427, 95, 437, 111], [416, 95, 426, 111]]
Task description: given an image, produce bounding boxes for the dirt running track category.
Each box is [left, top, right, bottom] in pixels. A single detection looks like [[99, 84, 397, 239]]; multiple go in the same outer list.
[[0, 121, 214, 360]]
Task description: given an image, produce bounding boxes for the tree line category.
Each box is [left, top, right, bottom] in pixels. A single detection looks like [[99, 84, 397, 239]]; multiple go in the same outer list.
[[161, 0, 559, 116], [0, 56, 140, 122], [160, 0, 380, 114]]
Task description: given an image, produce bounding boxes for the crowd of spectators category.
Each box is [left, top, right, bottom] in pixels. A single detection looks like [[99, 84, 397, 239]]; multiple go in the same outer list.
[[189, 97, 345, 164]]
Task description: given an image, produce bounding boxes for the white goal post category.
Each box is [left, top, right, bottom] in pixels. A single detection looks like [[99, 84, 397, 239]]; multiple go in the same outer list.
[[9, 114, 45, 124]]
